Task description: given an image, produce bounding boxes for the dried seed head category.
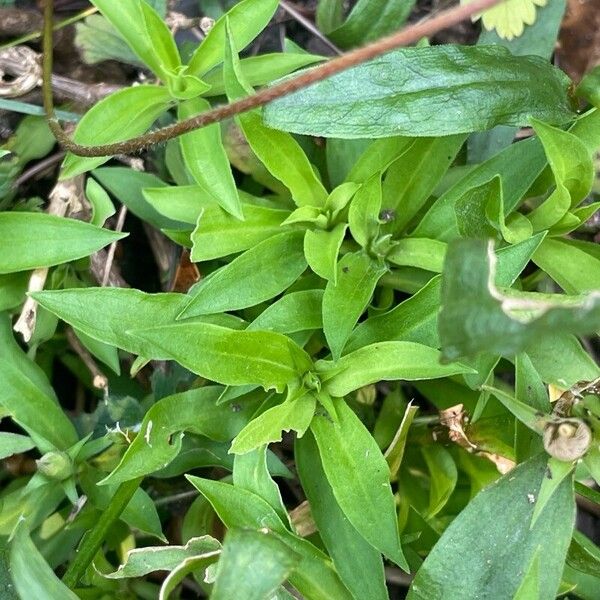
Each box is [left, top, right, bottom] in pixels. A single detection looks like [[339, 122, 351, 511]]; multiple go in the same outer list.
[[543, 418, 592, 462]]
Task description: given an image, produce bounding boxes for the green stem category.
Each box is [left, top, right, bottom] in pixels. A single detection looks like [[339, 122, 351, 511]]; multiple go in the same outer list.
[[62, 477, 143, 588]]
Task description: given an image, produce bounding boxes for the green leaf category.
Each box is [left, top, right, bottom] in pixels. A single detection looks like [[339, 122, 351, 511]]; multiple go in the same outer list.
[[347, 137, 413, 184], [129, 322, 311, 392], [348, 175, 382, 247], [101, 387, 260, 486], [413, 137, 547, 241], [86, 178, 115, 227], [0, 314, 78, 451], [0, 432, 34, 460], [92, 167, 182, 230], [248, 290, 323, 334], [90, 0, 180, 79], [530, 457, 574, 526], [527, 119, 594, 231], [311, 397, 408, 570], [318, 342, 475, 397], [74, 328, 121, 375], [567, 531, 600, 578], [439, 239, 600, 362], [384, 401, 418, 477], [186, 477, 353, 600], [9, 522, 79, 600], [386, 238, 447, 273], [323, 251, 387, 360], [103, 536, 221, 578], [61, 86, 172, 178], [304, 223, 347, 283], [191, 202, 291, 262], [202, 52, 325, 96], [230, 393, 316, 455], [381, 135, 466, 234], [180, 231, 307, 318], [533, 238, 600, 294], [224, 33, 328, 208], [0, 272, 28, 311], [32, 287, 241, 358], [212, 529, 299, 600], [178, 97, 242, 219], [329, 0, 415, 48], [0, 212, 125, 274], [407, 454, 575, 600], [233, 446, 289, 525], [422, 445, 458, 517], [264, 46, 574, 138], [187, 0, 279, 76], [295, 431, 388, 600]]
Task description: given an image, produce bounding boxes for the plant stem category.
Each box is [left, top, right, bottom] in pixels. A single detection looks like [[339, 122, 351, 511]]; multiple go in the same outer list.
[[62, 477, 142, 588], [43, 0, 506, 158]]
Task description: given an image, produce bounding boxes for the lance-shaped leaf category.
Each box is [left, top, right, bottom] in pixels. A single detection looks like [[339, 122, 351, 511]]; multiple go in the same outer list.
[[439, 239, 600, 362], [311, 398, 408, 570], [101, 387, 261, 486], [61, 85, 172, 177], [180, 231, 307, 318], [224, 23, 328, 208], [527, 119, 594, 231], [91, 0, 180, 80], [0, 212, 126, 274], [186, 477, 353, 600], [329, 0, 416, 48], [191, 203, 292, 261], [9, 522, 80, 600], [407, 453, 575, 600], [304, 224, 347, 283], [318, 341, 474, 398], [264, 46, 574, 138], [179, 98, 242, 219], [0, 315, 78, 452], [323, 251, 387, 360], [212, 529, 299, 600], [295, 431, 389, 600], [248, 290, 323, 334], [233, 446, 290, 525], [187, 0, 279, 76], [387, 238, 447, 273], [103, 536, 221, 578], [129, 322, 312, 392], [32, 287, 243, 358], [230, 392, 316, 455], [0, 433, 35, 460]]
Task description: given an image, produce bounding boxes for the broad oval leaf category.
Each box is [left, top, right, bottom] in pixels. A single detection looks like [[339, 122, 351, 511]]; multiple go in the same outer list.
[[61, 85, 172, 178], [407, 453, 575, 600], [310, 397, 408, 570], [180, 231, 307, 318], [129, 322, 312, 392], [264, 46, 574, 138], [0, 212, 126, 274], [318, 341, 475, 398]]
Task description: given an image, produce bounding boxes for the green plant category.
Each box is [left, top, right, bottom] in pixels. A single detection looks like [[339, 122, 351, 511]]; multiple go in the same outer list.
[[2, 0, 600, 598]]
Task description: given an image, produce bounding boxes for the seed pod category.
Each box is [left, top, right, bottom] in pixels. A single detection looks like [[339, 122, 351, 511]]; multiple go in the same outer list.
[[542, 418, 592, 462]]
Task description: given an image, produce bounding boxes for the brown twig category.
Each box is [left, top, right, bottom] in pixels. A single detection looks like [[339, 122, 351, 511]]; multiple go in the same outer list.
[[66, 327, 108, 390], [14, 151, 66, 187], [42, 0, 505, 157], [279, 0, 342, 55], [101, 204, 127, 287]]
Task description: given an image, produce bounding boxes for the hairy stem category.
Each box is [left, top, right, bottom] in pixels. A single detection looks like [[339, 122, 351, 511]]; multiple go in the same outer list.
[[43, 0, 504, 157]]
